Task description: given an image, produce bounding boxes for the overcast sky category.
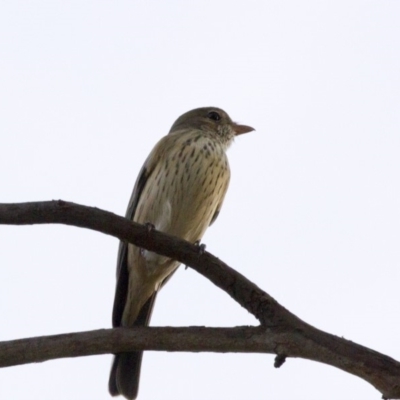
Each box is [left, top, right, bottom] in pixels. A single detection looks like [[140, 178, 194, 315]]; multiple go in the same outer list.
[[1, 2, 400, 399]]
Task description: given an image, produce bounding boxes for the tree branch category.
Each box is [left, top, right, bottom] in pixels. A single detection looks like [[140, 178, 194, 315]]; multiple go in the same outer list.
[[0, 326, 274, 367], [0, 200, 399, 399]]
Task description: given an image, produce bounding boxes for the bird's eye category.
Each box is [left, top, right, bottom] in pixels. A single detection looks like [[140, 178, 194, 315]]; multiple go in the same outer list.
[[207, 111, 221, 121]]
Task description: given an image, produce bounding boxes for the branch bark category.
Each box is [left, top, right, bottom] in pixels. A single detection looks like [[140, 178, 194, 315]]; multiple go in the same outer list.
[[0, 200, 399, 399], [0, 326, 277, 367]]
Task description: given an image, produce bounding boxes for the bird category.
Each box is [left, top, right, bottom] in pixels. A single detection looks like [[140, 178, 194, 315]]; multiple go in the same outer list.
[[108, 107, 254, 399]]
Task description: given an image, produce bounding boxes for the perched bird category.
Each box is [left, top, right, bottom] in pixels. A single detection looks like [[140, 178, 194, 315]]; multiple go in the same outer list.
[[108, 107, 254, 399]]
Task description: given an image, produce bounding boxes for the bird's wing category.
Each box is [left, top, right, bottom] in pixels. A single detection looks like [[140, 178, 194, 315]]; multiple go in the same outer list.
[[209, 209, 220, 226], [112, 138, 167, 327]]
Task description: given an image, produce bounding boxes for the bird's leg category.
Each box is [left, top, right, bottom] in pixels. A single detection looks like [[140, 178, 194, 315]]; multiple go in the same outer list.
[[194, 240, 206, 255], [140, 222, 156, 256], [185, 241, 206, 269], [144, 222, 155, 233]]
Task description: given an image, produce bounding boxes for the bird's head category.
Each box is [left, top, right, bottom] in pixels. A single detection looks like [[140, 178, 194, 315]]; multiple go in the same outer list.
[[169, 107, 254, 148]]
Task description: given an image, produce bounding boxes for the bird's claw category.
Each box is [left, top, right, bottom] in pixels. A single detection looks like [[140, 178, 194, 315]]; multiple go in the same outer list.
[[145, 222, 155, 233], [140, 223, 155, 257], [194, 240, 206, 255], [185, 241, 206, 270]]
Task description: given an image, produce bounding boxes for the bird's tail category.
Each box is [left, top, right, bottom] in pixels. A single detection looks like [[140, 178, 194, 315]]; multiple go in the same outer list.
[[108, 293, 158, 399], [109, 352, 143, 399]]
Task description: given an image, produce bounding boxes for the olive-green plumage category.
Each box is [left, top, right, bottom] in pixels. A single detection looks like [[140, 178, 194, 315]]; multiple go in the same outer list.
[[109, 107, 254, 399]]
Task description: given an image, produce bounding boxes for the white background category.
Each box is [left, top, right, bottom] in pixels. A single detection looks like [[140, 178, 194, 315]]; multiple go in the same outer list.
[[1, 2, 399, 399]]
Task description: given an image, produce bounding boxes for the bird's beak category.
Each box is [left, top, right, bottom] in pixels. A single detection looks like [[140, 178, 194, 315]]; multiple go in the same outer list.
[[233, 123, 255, 136]]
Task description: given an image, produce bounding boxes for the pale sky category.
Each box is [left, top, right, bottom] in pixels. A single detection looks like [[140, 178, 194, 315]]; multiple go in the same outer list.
[[1, 2, 400, 399]]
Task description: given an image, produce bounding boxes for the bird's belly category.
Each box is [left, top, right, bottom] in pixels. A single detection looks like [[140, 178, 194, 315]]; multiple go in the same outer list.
[[137, 149, 228, 272], [140, 177, 220, 268]]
